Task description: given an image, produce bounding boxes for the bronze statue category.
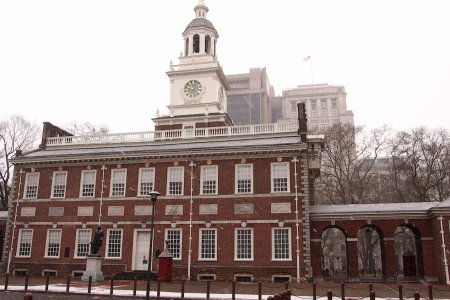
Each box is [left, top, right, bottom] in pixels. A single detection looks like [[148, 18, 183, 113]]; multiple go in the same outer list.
[[90, 226, 104, 256]]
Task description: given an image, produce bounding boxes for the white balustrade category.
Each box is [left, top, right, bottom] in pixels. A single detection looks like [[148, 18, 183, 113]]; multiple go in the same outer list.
[[46, 123, 298, 147]]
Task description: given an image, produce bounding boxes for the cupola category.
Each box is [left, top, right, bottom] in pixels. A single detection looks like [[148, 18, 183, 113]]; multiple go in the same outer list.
[[183, 0, 218, 57]]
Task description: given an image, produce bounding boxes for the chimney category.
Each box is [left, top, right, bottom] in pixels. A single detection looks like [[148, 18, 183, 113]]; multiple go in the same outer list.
[[297, 103, 307, 142]]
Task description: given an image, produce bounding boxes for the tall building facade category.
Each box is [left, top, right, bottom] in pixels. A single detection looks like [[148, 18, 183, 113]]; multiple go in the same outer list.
[[279, 84, 354, 131], [226, 68, 276, 125], [225, 74, 353, 130]]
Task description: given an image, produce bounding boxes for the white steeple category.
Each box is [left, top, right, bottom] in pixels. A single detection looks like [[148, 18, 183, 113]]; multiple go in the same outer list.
[[194, 0, 209, 19], [183, 0, 218, 57]]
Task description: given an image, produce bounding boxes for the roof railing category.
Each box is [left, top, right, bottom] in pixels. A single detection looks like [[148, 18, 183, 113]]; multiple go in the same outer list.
[[46, 122, 298, 147]]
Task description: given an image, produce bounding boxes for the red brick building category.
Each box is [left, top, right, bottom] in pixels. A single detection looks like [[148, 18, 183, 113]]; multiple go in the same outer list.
[[1, 0, 450, 284]]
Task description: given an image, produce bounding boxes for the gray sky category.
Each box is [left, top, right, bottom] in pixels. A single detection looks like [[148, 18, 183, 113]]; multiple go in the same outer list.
[[1, 0, 449, 133]]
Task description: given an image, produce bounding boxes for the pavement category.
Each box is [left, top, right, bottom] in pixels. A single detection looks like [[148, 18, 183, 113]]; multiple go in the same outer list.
[[1, 276, 450, 300]]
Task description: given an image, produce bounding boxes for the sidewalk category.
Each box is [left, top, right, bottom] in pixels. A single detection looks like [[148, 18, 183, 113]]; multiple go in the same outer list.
[[1, 276, 450, 300]]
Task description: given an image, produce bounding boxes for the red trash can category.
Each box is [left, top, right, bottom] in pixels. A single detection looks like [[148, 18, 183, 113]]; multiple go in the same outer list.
[[157, 248, 173, 282]]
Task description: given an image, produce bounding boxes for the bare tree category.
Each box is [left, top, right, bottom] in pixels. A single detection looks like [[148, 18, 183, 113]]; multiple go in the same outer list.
[[388, 127, 449, 202], [0, 115, 40, 210], [315, 123, 390, 204], [64, 121, 109, 136], [357, 227, 382, 276]]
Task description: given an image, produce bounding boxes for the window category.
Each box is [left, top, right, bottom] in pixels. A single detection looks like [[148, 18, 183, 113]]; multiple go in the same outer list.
[[45, 229, 62, 258], [290, 102, 297, 113], [51, 171, 67, 198], [24, 173, 39, 199], [235, 164, 253, 194], [272, 228, 291, 260], [167, 167, 184, 195], [106, 229, 123, 258], [17, 229, 33, 257], [271, 162, 290, 192], [165, 229, 182, 260], [311, 100, 317, 112], [75, 229, 91, 258], [138, 168, 155, 196], [331, 98, 337, 115], [80, 170, 96, 197], [199, 228, 217, 260], [110, 169, 126, 197], [331, 98, 337, 110], [321, 99, 328, 116], [235, 228, 253, 260], [201, 165, 218, 194]]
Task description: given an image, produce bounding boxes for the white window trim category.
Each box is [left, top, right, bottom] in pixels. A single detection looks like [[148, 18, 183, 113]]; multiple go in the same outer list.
[[167, 166, 185, 196], [198, 228, 217, 261], [234, 227, 254, 261], [51, 171, 68, 199], [165, 228, 182, 260], [234, 274, 254, 282], [138, 167, 155, 197], [109, 169, 127, 197], [44, 229, 62, 258], [105, 228, 123, 259], [74, 228, 92, 259], [271, 227, 292, 261], [270, 162, 290, 193], [79, 170, 96, 198], [197, 273, 216, 281], [235, 164, 253, 194], [200, 165, 218, 195], [16, 229, 33, 258], [24, 172, 40, 199]]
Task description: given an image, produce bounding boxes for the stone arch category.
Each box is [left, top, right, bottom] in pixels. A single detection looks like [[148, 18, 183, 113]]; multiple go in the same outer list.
[[321, 226, 347, 278], [394, 224, 424, 278], [357, 225, 384, 277], [205, 35, 211, 53], [193, 34, 200, 53]]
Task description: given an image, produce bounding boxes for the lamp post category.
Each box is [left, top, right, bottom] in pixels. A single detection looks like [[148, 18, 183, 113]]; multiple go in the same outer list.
[[146, 190, 160, 300]]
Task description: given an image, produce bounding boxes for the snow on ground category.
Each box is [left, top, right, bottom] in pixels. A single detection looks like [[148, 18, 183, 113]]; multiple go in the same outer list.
[[4, 284, 405, 300]]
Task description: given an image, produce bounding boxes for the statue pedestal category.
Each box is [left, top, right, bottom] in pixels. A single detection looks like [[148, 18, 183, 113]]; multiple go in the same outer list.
[[81, 255, 104, 281]]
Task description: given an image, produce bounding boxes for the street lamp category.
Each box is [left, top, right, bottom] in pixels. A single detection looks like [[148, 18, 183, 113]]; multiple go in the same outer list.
[[146, 190, 160, 300]]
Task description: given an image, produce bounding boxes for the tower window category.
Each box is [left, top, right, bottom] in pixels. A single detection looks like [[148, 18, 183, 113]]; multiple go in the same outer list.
[[205, 35, 211, 53], [193, 34, 200, 53], [185, 38, 189, 56]]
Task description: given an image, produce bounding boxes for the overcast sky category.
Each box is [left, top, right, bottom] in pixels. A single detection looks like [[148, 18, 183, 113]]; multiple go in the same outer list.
[[1, 0, 449, 133]]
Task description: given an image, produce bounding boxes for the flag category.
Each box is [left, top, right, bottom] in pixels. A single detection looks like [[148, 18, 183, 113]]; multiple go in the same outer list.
[[303, 56, 311, 62]]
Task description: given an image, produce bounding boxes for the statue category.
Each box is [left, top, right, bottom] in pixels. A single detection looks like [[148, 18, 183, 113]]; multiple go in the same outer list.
[[90, 226, 104, 256]]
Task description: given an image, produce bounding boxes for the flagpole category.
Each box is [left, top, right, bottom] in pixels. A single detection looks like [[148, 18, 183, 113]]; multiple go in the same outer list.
[[303, 56, 313, 85]]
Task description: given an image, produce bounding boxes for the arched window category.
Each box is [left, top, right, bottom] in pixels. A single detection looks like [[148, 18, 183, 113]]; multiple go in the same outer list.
[[321, 227, 347, 277], [205, 35, 211, 53], [185, 38, 189, 56], [193, 34, 200, 53], [357, 226, 383, 277], [394, 225, 422, 278]]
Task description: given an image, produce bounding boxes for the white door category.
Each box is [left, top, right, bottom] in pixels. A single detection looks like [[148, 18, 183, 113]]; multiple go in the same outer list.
[[134, 231, 151, 271]]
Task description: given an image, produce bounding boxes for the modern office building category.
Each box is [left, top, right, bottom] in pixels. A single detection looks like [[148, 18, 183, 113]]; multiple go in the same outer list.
[[279, 84, 354, 131], [226, 68, 276, 125]]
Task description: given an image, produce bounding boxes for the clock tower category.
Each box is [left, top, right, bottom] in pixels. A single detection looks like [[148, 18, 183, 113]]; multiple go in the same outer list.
[[154, 0, 232, 130]]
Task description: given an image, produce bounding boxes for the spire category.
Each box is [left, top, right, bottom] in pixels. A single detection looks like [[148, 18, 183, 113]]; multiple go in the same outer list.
[[194, 0, 209, 19]]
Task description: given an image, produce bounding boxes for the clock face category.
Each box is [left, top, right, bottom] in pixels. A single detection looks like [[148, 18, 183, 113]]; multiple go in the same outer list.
[[184, 80, 203, 98]]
